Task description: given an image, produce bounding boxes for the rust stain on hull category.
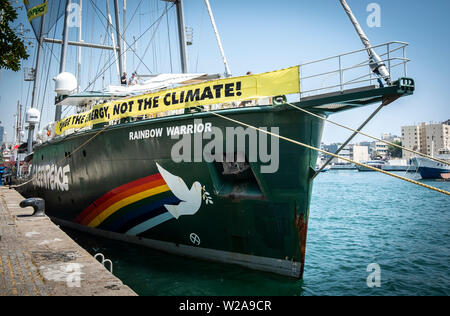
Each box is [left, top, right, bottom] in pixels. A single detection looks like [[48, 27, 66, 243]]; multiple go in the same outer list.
[[294, 200, 308, 278]]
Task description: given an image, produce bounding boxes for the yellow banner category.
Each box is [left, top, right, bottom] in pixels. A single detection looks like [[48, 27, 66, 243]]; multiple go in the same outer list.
[[27, 1, 48, 22], [55, 66, 300, 135]]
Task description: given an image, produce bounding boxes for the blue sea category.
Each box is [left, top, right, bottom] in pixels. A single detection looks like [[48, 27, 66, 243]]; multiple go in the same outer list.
[[64, 170, 450, 296]]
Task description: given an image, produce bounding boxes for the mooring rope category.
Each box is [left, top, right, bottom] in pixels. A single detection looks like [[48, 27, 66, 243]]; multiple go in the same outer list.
[[10, 124, 111, 189], [10, 105, 449, 196], [286, 102, 450, 166], [196, 107, 450, 196]]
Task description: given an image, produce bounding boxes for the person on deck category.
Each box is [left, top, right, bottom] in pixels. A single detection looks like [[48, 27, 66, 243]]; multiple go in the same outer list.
[[128, 72, 138, 86], [121, 72, 127, 86]]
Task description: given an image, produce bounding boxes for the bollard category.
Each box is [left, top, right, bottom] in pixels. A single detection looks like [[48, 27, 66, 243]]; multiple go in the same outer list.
[[19, 198, 46, 217]]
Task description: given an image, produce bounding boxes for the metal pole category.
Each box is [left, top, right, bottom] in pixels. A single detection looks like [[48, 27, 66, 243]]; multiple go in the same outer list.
[[123, 0, 127, 74], [204, 0, 231, 77], [175, 0, 188, 73], [28, 11, 46, 154], [77, 0, 83, 92], [55, 0, 72, 122], [313, 96, 398, 178], [60, 0, 71, 74], [18, 103, 22, 144], [339, 56, 343, 92], [106, 0, 121, 77], [113, 0, 124, 77], [43, 37, 118, 51]]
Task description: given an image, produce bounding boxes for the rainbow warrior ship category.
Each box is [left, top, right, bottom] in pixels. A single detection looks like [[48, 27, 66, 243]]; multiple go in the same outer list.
[[16, 0, 414, 278]]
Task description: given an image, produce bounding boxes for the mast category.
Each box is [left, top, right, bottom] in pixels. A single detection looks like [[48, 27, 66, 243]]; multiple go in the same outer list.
[[27, 10, 46, 154], [77, 0, 83, 92], [123, 0, 127, 74], [106, 0, 121, 78], [339, 0, 391, 85], [175, 0, 188, 73], [113, 0, 124, 77], [204, 0, 231, 77], [55, 0, 72, 122]]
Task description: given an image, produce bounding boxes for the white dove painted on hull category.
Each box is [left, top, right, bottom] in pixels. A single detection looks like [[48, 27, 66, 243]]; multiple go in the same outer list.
[[156, 163, 203, 219]]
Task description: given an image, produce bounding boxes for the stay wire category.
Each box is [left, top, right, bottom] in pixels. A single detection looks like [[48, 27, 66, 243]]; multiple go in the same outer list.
[[194, 106, 450, 196], [285, 102, 450, 166], [83, 1, 175, 92]]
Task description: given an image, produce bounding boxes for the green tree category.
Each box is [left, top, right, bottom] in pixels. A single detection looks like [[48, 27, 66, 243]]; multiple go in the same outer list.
[[388, 140, 402, 158], [0, 0, 29, 71]]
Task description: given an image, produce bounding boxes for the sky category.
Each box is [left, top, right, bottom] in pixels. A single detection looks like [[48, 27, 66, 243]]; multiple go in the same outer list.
[[0, 0, 449, 145]]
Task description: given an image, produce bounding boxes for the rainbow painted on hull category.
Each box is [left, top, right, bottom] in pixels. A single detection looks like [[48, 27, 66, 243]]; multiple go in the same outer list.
[[75, 173, 181, 235]]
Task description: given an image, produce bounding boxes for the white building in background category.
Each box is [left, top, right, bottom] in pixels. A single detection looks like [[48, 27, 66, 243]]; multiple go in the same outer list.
[[402, 121, 449, 159], [337, 145, 352, 164], [353, 145, 369, 162], [381, 133, 401, 143], [425, 123, 450, 156], [375, 141, 389, 159]]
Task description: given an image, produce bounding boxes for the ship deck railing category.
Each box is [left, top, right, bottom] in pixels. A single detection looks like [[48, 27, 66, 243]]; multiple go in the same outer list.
[[298, 41, 410, 100], [40, 41, 411, 142]]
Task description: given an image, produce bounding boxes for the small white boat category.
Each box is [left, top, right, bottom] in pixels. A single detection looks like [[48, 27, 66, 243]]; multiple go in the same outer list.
[[356, 160, 386, 172], [381, 159, 416, 172]]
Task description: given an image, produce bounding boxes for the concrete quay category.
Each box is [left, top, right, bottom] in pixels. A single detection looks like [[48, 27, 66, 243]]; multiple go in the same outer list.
[[0, 186, 137, 296]]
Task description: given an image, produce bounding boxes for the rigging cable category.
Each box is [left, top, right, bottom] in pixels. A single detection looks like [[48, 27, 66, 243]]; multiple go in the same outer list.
[[285, 102, 450, 166], [13, 104, 449, 197], [38, 0, 62, 130], [90, 0, 156, 74], [193, 106, 450, 196], [83, 1, 175, 92], [195, 3, 206, 73], [135, 4, 167, 73], [166, 2, 173, 73]]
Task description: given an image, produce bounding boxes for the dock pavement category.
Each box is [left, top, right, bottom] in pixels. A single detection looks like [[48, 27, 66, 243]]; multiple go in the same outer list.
[[0, 186, 137, 296]]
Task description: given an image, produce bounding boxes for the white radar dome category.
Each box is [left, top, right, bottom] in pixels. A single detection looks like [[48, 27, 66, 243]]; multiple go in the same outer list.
[[26, 108, 41, 124], [54, 72, 77, 95]]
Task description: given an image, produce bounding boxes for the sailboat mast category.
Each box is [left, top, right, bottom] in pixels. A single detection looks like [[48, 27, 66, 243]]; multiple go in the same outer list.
[[55, 0, 73, 122], [175, 0, 188, 73], [59, 0, 71, 75], [27, 10, 46, 154], [113, 0, 124, 77], [77, 0, 83, 92], [123, 0, 127, 74], [106, 0, 120, 78]]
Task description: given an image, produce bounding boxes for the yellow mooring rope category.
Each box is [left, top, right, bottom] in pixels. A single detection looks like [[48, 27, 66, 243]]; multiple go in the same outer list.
[[197, 107, 450, 196], [285, 102, 450, 166], [10, 124, 111, 189], [11, 107, 449, 196]]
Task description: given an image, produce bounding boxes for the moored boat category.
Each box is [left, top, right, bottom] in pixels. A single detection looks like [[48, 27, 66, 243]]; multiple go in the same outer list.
[[411, 153, 450, 180], [15, 0, 415, 278], [356, 160, 386, 172]]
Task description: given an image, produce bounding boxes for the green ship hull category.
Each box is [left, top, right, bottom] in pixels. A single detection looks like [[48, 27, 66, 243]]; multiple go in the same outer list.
[[17, 79, 414, 278], [18, 104, 322, 278]]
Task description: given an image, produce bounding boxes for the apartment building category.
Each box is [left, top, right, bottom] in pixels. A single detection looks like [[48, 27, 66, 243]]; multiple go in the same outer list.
[[402, 121, 449, 159]]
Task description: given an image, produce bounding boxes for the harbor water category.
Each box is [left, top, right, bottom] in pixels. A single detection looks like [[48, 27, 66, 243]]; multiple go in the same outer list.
[[63, 170, 450, 296]]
